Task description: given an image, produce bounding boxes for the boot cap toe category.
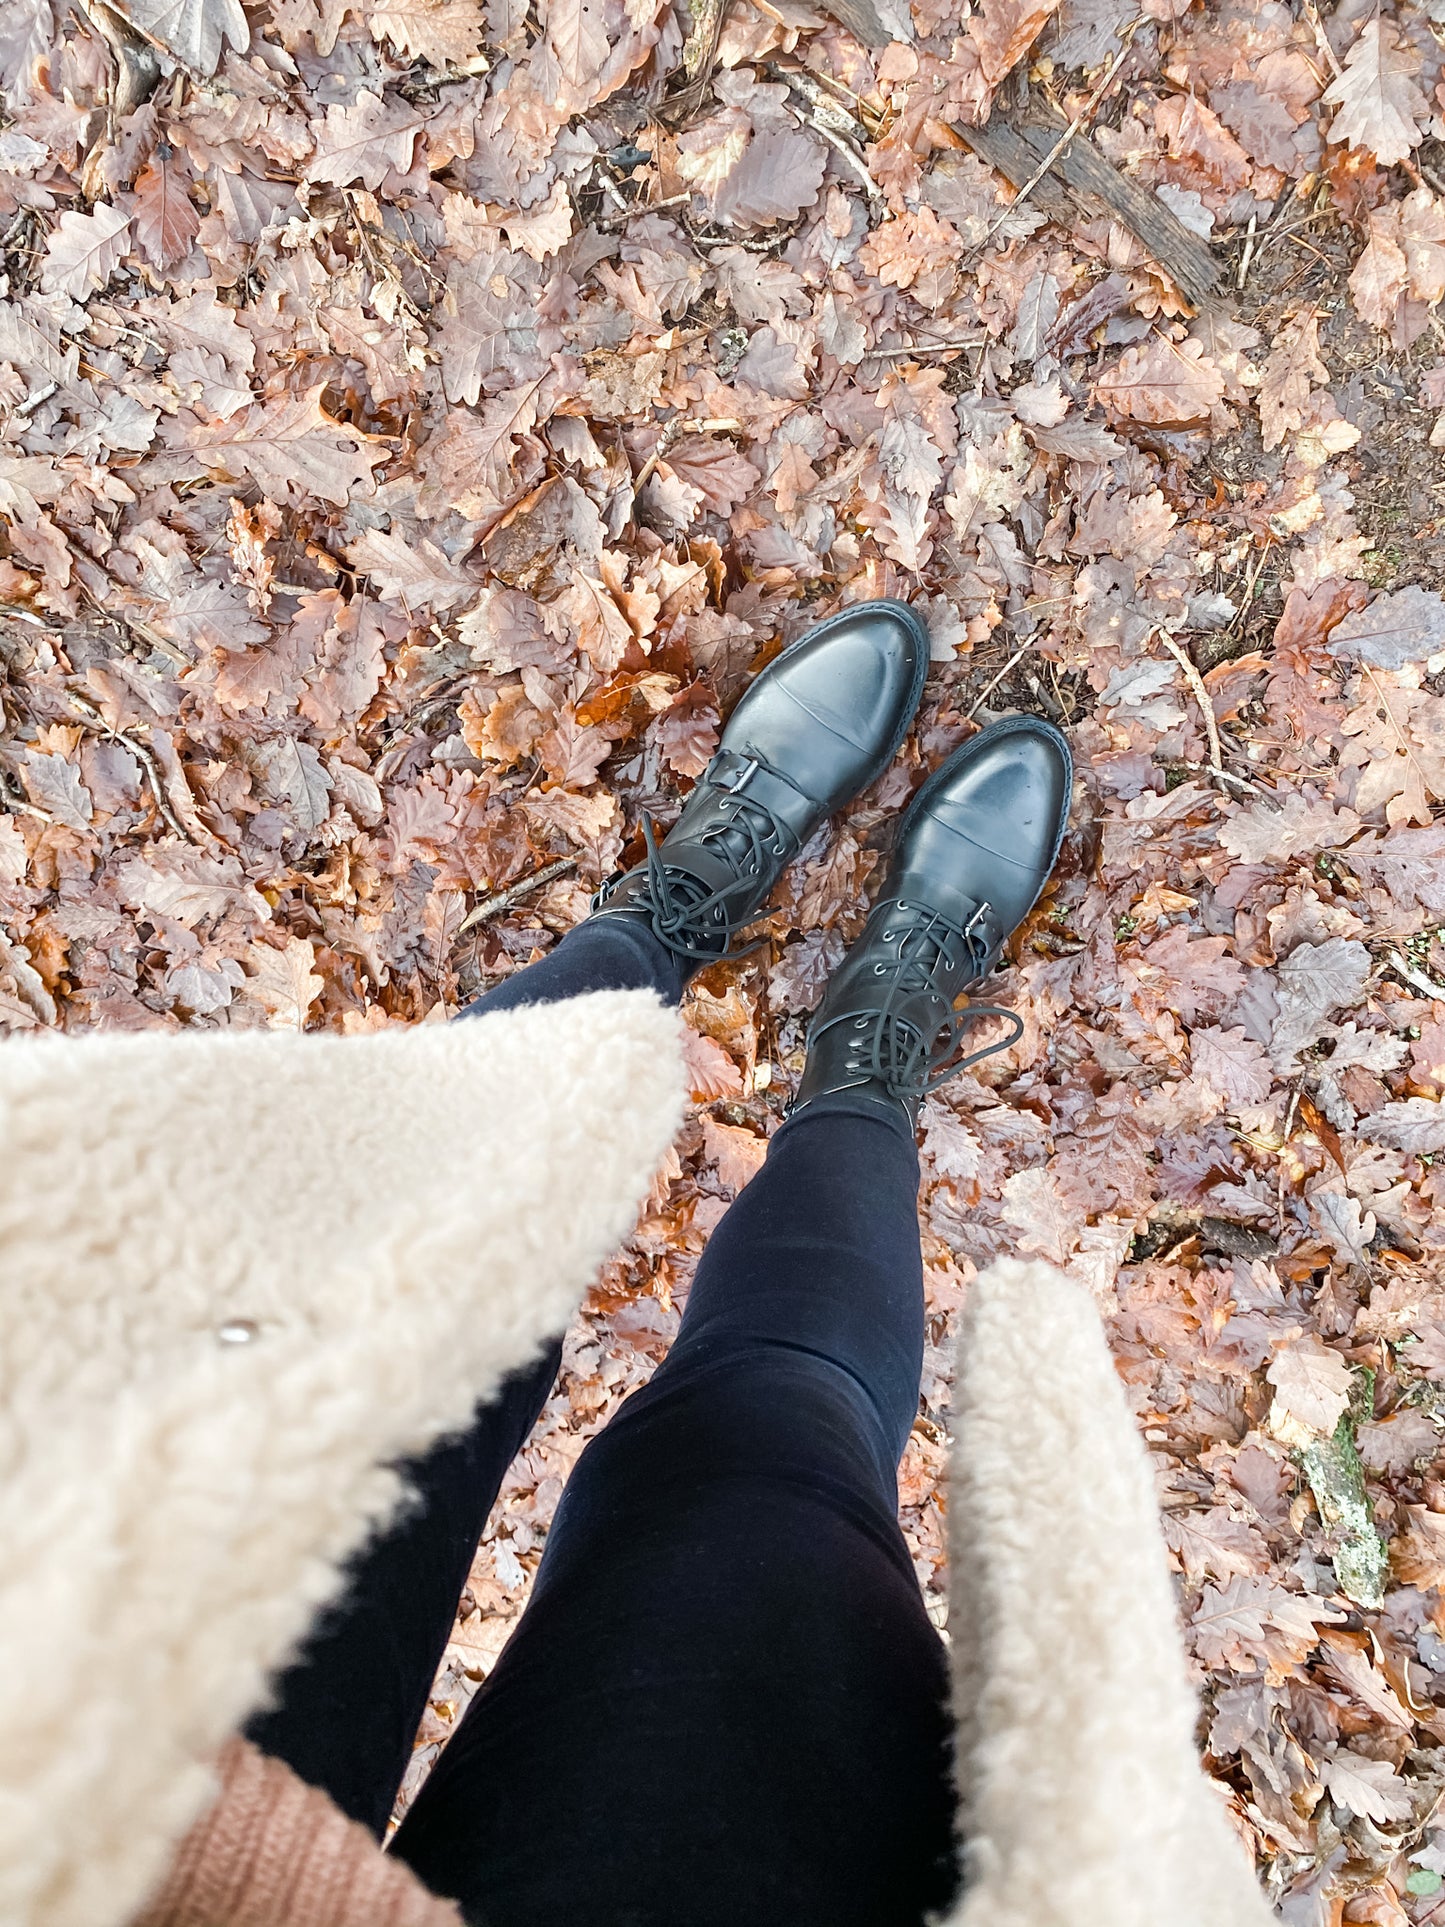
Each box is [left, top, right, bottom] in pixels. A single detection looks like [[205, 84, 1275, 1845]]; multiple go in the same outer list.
[[723, 599, 929, 808], [896, 716, 1072, 931]]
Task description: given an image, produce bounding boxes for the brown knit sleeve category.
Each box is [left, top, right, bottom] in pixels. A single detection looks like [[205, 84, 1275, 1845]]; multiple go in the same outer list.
[[132, 1738, 464, 1927]]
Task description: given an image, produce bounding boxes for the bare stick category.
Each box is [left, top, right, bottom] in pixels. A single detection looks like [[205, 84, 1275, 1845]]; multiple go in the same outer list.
[[124, 725, 195, 842], [459, 857, 579, 934], [1156, 630, 1224, 774], [1168, 759, 1272, 799], [966, 639, 1034, 719], [1386, 948, 1445, 1002], [809, 119, 883, 204], [863, 336, 985, 365], [1236, 211, 1257, 292], [66, 689, 198, 843]]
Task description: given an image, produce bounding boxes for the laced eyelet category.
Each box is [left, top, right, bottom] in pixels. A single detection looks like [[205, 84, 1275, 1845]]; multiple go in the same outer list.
[[854, 1017, 868, 1029], [873, 963, 887, 975]]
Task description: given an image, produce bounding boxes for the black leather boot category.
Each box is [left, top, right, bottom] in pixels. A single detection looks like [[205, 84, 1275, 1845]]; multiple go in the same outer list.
[[791, 715, 1072, 1129], [591, 600, 928, 975]]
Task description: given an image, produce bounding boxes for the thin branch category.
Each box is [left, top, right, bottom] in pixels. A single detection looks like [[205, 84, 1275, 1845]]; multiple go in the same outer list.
[[459, 857, 580, 934], [1168, 759, 1273, 799], [862, 336, 985, 365], [1156, 629, 1224, 775], [66, 689, 198, 843], [809, 119, 883, 205], [1385, 948, 1445, 1002], [966, 639, 1035, 719]]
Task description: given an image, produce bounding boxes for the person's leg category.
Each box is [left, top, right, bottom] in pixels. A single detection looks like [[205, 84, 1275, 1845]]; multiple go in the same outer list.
[[389, 1103, 958, 1927], [247, 604, 936, 1848], [455, 914, 690, 1017], [245, 915, 682, 1834]]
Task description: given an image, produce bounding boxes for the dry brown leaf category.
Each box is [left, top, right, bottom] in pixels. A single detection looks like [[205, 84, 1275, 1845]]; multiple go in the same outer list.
[[1094, 335, 1225, 428], [39, 204, 130, 300], [238, 936, 323, 1029], [700, 1115, 768, 1192], [180, 388, 384, 506], [1258, 310, 1327, 453], [1322, 19, 1429, 168]]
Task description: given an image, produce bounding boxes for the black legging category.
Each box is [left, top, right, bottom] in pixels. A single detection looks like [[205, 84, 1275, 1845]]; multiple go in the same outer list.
[[245, 918, 959, 1926]]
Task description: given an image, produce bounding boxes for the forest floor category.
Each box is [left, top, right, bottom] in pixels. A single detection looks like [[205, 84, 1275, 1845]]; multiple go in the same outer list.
[[6, 0, 1445, 1916]]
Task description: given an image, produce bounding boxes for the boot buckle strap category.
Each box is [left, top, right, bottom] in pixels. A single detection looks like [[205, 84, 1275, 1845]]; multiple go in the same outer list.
[[703, 749, 818, 848], [961, 899, 1001, 962], [718, 753, 760, 795]]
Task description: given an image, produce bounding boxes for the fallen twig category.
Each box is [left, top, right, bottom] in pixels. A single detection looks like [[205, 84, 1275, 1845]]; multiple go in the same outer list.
[[596, 191, 692, 231], [862, 336, 985, 365], [1236, 211, 1257, 292], [810, 119, 884, 205], [1169, 759, 1273, 799], [1385, 949, 1445, 1002], [66, 689, 200, 844], [459, 857, 579, 934], [1156, 630, 1224, 773], [966, 639, 1035, 719]]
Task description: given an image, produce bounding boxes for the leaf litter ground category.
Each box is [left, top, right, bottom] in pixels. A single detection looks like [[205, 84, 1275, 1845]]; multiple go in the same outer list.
[[9, 0, 1445, 1912]]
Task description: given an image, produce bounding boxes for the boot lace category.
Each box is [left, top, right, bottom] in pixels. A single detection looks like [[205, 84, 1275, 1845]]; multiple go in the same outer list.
[[627, 780, 791, 964], [849, 904, 1023, 1099]]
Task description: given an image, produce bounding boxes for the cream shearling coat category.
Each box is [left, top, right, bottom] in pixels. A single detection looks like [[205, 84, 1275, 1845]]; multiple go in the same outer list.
[[0, 989, 1273, 1927]]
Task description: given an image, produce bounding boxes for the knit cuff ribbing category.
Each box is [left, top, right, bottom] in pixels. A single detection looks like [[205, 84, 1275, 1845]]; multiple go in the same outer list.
[[131, 1739, 462, 1927]]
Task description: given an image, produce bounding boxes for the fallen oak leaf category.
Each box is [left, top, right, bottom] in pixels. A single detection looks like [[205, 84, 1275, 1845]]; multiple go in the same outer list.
[[131, 146, 200, 273], [1322, 19, 1429, 169], [306, 91, 425, 190], [39, 204, 130, 301], [652, 688, 720, 780], [700, 1114, 767, 1192], [1095, 335, 1225, 429], [1163, 1506, 1270, 1585], [1326, 586, 1445, 671], [966, 0, 1060, 86], [238, 935, 323, 1030], [1266, 1337, 1354, 1442], [1391, 1504, 1445, 1590], [176, 387, 384, 507], [110, 0, 248, 73], [1258, 309, 1327, 453], [1321, 1750, 1413, 1825], [1189, 1027, 1274, 1110], [22, 751, 93, 831], [346, 527, 482, 613], [681, 1027, 744, 1101], [366, 0, 486, 65], [1190, 1574, 1343, 1674], [1363, 1098, 1445, 1157]]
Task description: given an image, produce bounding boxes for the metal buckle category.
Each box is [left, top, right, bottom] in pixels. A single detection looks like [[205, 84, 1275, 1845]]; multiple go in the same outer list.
[[591, 868, 625, 912], [961, 899, 993, 938], [720, 754, 759, 795]]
